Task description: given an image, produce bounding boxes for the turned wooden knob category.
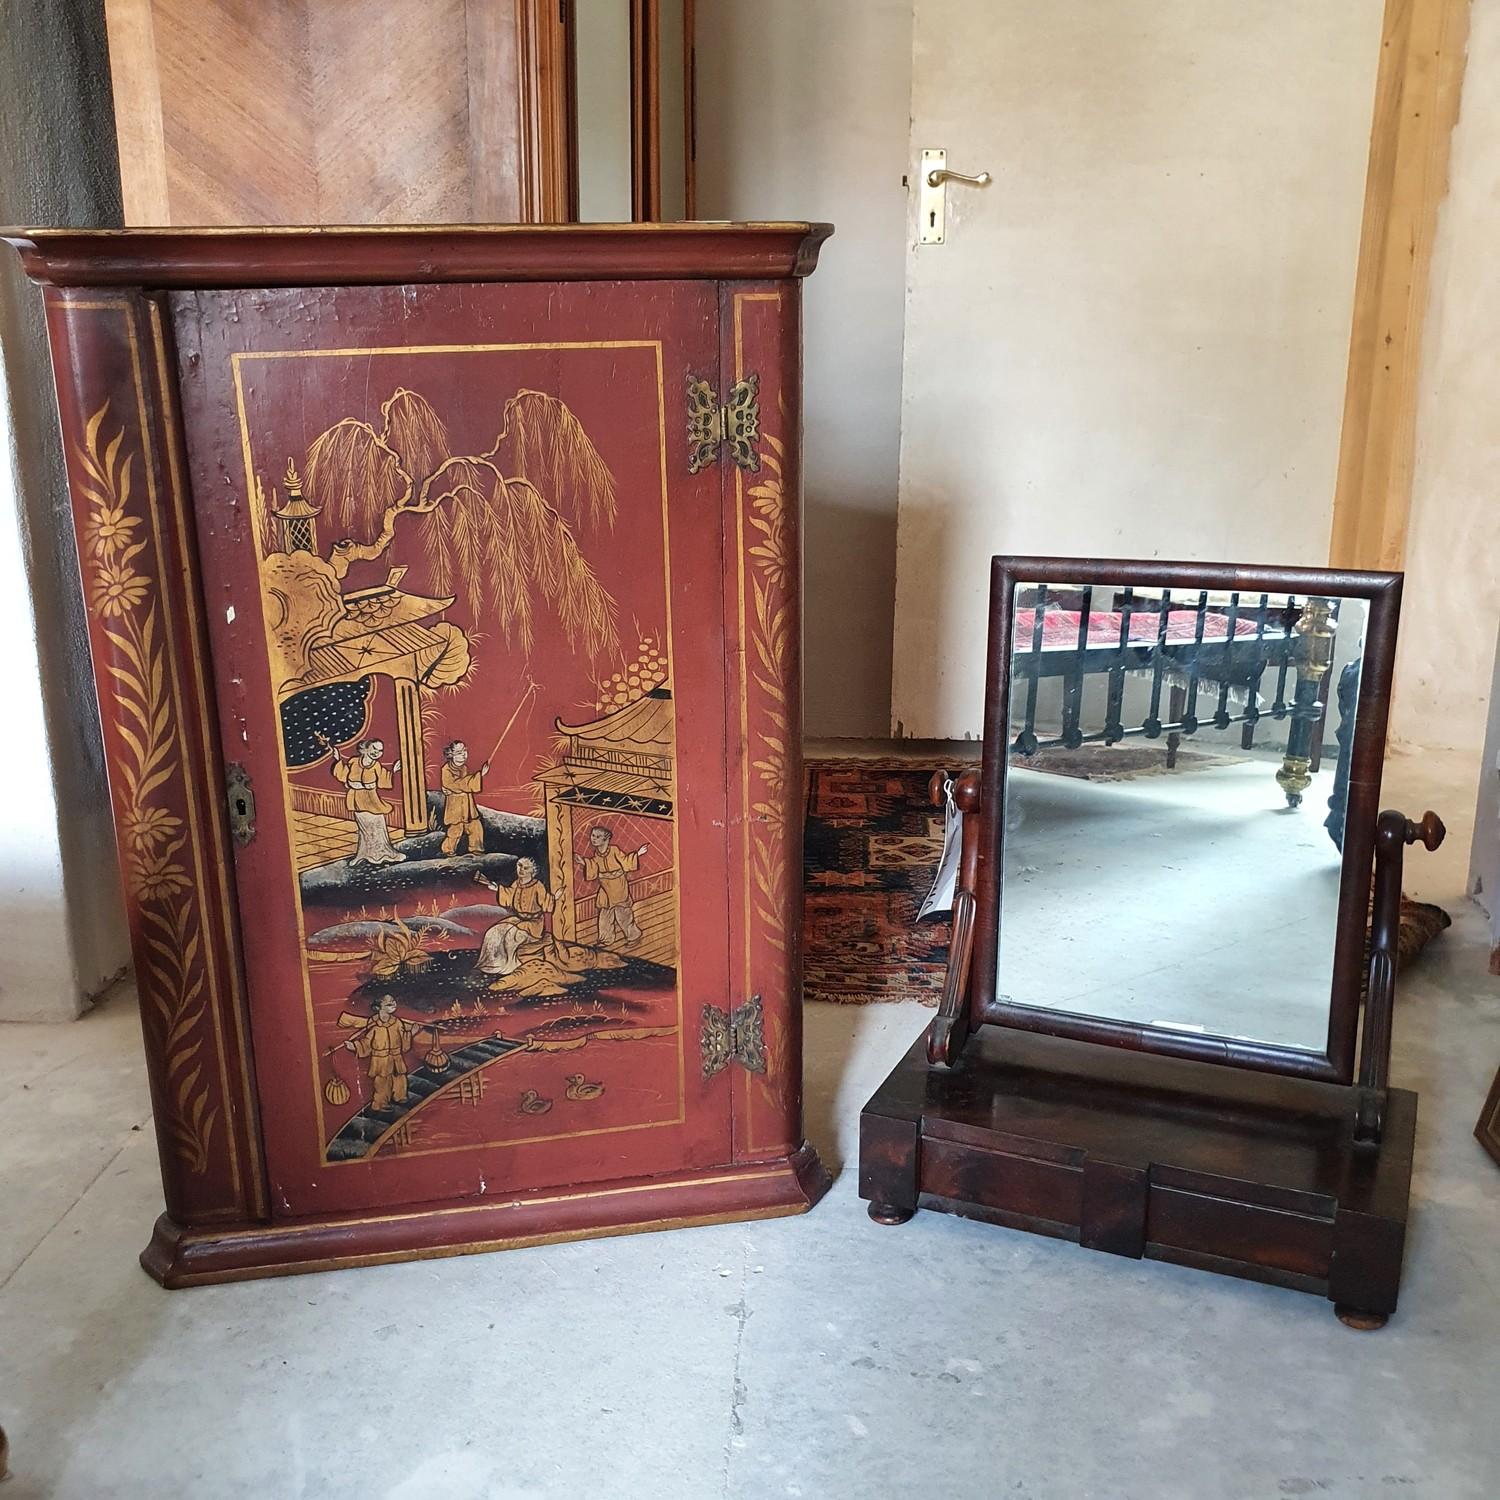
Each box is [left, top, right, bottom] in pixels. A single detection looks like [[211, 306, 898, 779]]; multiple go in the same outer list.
[[929, 767, 983, 811], [1407, 811, 1445, 851]]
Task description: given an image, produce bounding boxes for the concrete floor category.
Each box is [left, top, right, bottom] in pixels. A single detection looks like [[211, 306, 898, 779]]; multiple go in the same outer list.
[[1002, 753, 1348, 1051], [2, 748, 1498, 1498]]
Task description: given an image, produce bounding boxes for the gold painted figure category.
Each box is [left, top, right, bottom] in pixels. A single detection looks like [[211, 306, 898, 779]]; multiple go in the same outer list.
[[343, 994, 418, 1111], [475, 856, 555, 978], [578, 824, 648, 950], [323, 735, 406, 865], [439, 740, 489, 856], [472, 856, 626, 996]]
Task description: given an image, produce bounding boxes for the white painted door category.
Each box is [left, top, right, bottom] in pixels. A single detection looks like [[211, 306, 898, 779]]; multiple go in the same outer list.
[[890, 0, 1384, 738]]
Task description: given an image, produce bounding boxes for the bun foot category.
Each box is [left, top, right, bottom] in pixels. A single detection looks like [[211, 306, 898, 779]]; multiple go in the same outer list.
[[1335, 1305, 1389, 1330], [867, 1201, 914, 1226]]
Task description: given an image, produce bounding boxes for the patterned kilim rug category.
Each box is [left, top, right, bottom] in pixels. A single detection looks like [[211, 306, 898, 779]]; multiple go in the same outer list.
[[802, 753, 1451, 1006], [803, 756, 976, 1006]]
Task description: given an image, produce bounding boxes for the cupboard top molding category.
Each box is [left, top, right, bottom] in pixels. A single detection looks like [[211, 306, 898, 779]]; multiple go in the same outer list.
[[2, 222, 835, 289]]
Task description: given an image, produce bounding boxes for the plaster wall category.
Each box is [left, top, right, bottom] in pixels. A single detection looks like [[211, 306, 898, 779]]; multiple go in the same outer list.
[[1392, 0, 1500, 764], [890, 0, 1384, 739], [0, 0, 129, 1020], [694, 0, 913, 737]]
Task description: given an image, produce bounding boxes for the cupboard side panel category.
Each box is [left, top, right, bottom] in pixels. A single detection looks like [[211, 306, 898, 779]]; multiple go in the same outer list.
[[41, 287, 265, 1225], [720, 281, 807, 1162]]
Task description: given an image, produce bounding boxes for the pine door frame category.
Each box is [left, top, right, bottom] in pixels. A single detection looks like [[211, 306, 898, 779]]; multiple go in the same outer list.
[[1329, 0, 1471, 571]]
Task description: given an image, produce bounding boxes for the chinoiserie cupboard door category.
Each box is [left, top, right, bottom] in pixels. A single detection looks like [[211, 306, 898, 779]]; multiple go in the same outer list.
[[173, 280, 733, 1217]]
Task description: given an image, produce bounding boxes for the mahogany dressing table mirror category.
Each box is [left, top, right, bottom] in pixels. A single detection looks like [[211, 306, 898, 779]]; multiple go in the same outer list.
[[860, 556, 1443, 1326]]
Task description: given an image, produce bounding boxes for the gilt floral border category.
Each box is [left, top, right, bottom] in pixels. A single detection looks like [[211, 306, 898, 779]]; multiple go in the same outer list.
[[737, 373, 800, 1148], [78, 398, 219, 1176], [745, 428, 793, 959]]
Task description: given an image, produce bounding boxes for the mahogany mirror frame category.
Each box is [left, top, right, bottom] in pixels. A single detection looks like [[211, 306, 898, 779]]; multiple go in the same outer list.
[[966, 555, 1403, 1085]]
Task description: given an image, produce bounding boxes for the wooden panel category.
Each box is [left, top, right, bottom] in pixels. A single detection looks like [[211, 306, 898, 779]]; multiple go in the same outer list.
[[920, 1137, 1083, 1227], [1329, 0, 1471, 570], [1148, 1185, 1334, 1279], [101, 0, 171, 223], [173, 278, 736, 1218], [861, 1032, 1420, 1319], [718, 283, 809, 1165], [40, 289, 266, 1227], [467, 0, 525, 222], [858, 1108, 920, 1216], [1080, 1160, 1148, 1258], [104, 0, 570, 226]]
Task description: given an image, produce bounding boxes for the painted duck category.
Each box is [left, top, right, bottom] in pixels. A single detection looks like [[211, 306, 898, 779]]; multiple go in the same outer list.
[[517, 1090, 553, 1115], [565, 1074, 605, 1101]]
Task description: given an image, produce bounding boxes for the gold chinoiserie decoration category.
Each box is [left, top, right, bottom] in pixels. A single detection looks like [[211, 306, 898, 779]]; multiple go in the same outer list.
[[744, 428, 793, 954], [77, 401, 219, 1174]]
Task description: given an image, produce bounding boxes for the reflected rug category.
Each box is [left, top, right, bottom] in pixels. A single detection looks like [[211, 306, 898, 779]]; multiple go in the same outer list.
[[801, 754, 1451, 1006], [1010, 741, 1245, 780]]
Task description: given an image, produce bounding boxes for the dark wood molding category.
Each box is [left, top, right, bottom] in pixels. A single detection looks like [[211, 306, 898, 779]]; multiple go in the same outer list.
[[630, 0, 663, 221], [925, 767, 981, 1068], [4, 223, 834, 289], [969, 555, 1403, 1085], [515, 0, 575, 222]]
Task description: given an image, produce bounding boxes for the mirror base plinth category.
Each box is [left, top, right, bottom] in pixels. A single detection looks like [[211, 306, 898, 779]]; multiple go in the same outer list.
[[860, 1026, 1416, 1325]]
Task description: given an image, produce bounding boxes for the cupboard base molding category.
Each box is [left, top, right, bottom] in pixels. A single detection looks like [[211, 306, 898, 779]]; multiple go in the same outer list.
[[143, 1141, 829, 1288]]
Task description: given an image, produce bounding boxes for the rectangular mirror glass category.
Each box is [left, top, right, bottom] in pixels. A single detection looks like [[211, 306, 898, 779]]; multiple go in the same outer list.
[[998, 581, 1365, 1054]]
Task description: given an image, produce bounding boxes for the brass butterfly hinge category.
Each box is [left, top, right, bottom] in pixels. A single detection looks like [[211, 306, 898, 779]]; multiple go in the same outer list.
[[701, 994, 767, 1077], [686, 372, 761, 474]]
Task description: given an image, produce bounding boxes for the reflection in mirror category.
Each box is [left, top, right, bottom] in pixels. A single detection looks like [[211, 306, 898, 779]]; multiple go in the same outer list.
[[574, 1, 634, 222], [657, 0, 691, 220], [572, 0, 695, 223], [998, 582, 1365, 1054]]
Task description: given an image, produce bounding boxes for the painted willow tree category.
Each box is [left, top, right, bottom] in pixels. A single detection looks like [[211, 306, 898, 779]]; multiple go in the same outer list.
[[303, 386, 621, 662], [263, 388, 625, 817]]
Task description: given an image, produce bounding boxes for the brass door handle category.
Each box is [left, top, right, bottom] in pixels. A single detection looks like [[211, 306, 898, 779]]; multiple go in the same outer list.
[[918, 149, 990, 244], [925, 167, 991, 189]]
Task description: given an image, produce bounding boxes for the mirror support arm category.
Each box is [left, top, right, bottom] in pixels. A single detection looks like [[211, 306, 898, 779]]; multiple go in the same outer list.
[[1355, 809, 1445, 1145], [928, 768, 983, 1068]]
